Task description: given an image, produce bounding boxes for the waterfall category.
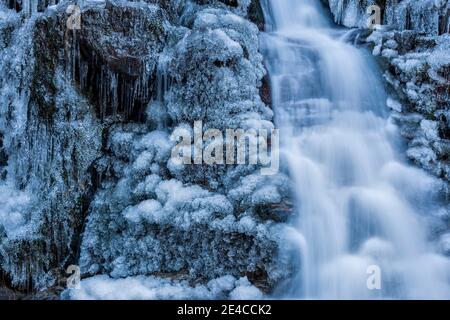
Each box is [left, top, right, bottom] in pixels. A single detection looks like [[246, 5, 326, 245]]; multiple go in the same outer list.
[[261, 0, 450, 299]]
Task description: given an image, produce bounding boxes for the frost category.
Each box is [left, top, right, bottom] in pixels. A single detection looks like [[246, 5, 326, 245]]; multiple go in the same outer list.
[[123, 199, 163, 223], [407, 146, 437, 166], [386, 97, 402, 112], [0, 183, 31, 239], [385, 39, 398, 49], [420, 119, 440, 141], [427, 40, 450, 83], [364, 13, 450, 182], [0, 7, 102, 289], [327, 0, 450, 35], [167, 7, 268, 131], [0, 0, 290, 295], [251, 185, 281, 205], [382, 48, 399, 58], [229, 277, 264, 300], [65, 274, 262, 300], [237, 216, 257, 233]]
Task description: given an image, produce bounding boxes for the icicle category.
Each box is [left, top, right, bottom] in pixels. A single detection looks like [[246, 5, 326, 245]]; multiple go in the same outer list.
[[152, 54, 171, 129], [111, 73, 118, 115], [21, 0, 38, 18]]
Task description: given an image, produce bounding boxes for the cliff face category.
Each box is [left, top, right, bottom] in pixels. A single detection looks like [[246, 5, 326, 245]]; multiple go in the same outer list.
[[0, 0, 291, 298]]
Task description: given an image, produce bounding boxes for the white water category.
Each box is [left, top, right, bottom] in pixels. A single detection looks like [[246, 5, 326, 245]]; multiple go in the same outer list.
[[261, 0, 450, 299]]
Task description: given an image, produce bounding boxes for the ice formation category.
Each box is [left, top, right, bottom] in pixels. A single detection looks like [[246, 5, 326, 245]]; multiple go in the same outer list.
[[64, 274, 263, 300], [327, 0, 449, 35], [0, 0, 290, 298]]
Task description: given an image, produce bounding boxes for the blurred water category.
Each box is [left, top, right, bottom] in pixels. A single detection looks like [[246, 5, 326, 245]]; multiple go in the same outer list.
[[261, 0, 450, 299]]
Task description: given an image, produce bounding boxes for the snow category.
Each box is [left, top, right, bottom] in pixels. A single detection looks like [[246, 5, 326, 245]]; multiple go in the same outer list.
[[123, 199, 162, 223], [382, 48, 399, 58], [386, 97, 402, 112], [65, 275, 262, 300], [229, 277, 264, 300]]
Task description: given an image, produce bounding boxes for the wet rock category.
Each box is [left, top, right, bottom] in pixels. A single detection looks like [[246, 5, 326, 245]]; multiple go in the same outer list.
[[78, 1, 166, 121], [248, 0, 265, 30], [255, 200, 294, 223], [260, 74, 272, 107]]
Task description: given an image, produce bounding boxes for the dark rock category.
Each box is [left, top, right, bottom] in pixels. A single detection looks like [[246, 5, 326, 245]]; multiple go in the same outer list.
[[255, 199, 294, 222], [248, 0, 265, 31], [260, 74, 272, 108], [0, 286, 23, 300], [0, 133, 7, 168], [31, 1, 167, 122]]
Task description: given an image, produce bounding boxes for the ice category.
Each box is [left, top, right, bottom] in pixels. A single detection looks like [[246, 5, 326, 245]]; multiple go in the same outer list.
[[229, 277, 264, 300], [326, 0, 449, 35], [0, 183, 31, 239], [64, 274, 262, 300], [386, 97, 402, 112]]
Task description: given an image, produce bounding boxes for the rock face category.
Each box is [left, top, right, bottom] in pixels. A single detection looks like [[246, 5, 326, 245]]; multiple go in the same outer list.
[[0, 1, 102, 291], [0, 0, 292, 297], [77, 1, 166, 121]]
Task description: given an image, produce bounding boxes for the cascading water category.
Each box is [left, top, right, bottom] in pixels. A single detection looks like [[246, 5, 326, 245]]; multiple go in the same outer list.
[[261, 0, 450, 299]]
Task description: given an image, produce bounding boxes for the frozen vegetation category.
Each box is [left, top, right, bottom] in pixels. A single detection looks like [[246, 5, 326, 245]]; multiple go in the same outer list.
[[0, 0, 291, 298], [0, 0, 448, 299]]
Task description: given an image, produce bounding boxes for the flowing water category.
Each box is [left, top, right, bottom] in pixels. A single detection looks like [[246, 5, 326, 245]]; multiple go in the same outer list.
[[261, 0, 450, 299]]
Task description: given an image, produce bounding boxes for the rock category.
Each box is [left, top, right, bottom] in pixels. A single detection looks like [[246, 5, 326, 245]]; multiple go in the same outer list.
[[0, 286, 23, 300], [78, 0, 167, 121], [248, 0, 265, 30]]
